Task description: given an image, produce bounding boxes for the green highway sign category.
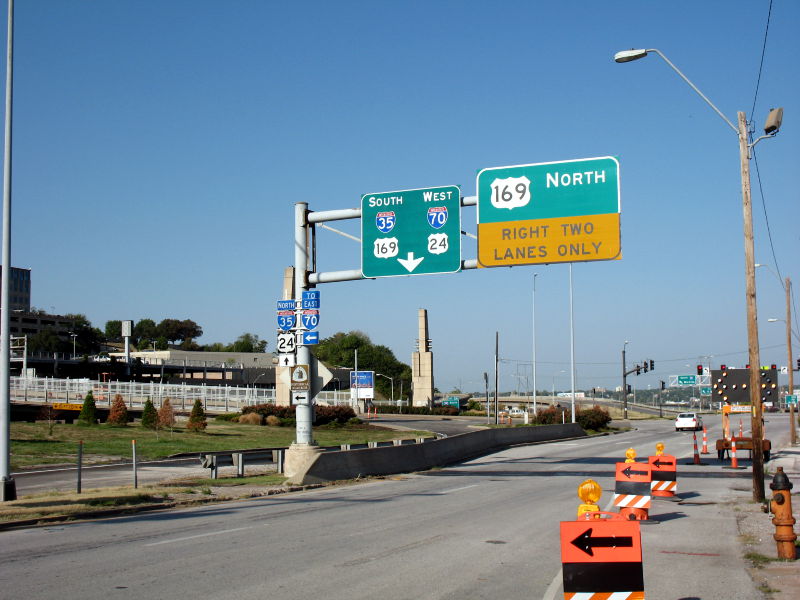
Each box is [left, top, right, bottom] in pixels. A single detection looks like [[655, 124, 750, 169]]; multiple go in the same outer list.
[[677, 375, 698, 385], [361, 185, 461, 278], [476, 156, 621, 267], [786, 395, 797, 406], [700, 386, 712, 396]]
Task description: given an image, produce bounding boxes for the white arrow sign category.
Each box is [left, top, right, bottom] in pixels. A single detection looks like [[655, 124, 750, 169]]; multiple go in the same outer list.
[[397, 252, 424, 272]]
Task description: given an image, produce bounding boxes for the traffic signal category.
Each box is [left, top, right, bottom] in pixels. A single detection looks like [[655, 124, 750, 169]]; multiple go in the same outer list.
[[696, 364, 703, 376], [721, 364, 727, 372], [797, 357, 800, 371], [636, 365, 641, 375], [650, 359, 655, 371], [660, 380, 666, 390], [626, 384, 632, 393], [770, 364, 777, 371], [643, 361, 648, 373]]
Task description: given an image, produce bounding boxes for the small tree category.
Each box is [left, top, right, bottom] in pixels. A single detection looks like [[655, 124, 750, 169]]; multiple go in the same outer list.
[[141, 398, 158, 429], [187, 399, 207, 432], [77, 390, 97, 426], [157, 397, 175, 431], [107, 394, 129, 427], [39, 404, 58, 436]]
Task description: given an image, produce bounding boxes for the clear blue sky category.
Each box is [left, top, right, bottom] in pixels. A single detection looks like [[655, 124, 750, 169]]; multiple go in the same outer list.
[[2, 1, 798, 394]]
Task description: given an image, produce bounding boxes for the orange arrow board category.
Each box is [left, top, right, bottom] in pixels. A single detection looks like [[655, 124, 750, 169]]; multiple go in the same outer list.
[[615, 462, 651, 483], [560, 520, 642, 564]]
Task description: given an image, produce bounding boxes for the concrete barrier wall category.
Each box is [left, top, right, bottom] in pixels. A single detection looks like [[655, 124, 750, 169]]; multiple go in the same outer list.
[[293, 422, 586, 484]]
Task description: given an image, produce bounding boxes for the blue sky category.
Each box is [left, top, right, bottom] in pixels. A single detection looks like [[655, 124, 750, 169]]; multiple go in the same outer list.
[[2, 0, 798, 394]]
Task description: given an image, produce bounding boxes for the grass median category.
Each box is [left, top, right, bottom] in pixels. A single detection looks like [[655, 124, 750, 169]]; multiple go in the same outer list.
[[11, 419, 431, 470]]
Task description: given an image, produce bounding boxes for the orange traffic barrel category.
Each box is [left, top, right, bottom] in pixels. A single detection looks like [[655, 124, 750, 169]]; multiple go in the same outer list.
[[648, 454, 677, 497], [560, 518, 645, 599], [614, 462, 652, 520]]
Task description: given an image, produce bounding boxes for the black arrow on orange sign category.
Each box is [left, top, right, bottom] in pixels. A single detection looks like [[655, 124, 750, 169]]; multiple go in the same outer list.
[[651, 458, 674, 468], [571, 527, 634, 557], [621, 465, 648, 478]]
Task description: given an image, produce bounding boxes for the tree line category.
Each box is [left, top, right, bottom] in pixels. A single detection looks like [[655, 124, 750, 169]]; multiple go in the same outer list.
[[25, 315, 267, 356]]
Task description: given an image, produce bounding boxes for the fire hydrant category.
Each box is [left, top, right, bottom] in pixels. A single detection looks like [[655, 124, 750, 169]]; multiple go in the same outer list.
[[769, 466, 797, 560]]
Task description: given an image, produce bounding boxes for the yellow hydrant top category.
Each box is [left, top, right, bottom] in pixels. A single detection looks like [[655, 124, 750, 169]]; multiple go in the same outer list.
[[655, 442, 665, 456], [625, 447, 637, 463], [577, 478, 602, 518]]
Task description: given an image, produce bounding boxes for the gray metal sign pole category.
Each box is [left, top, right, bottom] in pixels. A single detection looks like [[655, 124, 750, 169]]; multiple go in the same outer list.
[[294, 202, 315, 445], [0, 0, 15, 502]]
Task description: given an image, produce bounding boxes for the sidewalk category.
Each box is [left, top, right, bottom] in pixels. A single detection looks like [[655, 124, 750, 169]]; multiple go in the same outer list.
[[736, 429, 799, 599], [637, 426, 798, 599]]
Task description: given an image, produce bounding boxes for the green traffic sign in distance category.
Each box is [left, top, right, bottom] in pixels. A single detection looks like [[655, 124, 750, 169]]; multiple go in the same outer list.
[[361, 185, 462, 278]]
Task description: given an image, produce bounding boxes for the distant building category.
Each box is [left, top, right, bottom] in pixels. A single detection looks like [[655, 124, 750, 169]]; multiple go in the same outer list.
[[0, 266, 31, 311], [10, 311, 76, 341]]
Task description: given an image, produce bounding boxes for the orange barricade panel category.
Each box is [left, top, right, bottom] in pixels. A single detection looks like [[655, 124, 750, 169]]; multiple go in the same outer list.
[[560, 520, 645, 598], [615, 462, 651, 483], [560, 520, 642, 564]]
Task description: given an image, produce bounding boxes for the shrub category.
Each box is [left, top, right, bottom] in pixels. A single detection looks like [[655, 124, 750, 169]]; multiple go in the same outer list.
[[107, 394, 129, 427], [77, 391, 97, 426], [576, 405, 611, 431], [265, 415, 281, 427], [213, 412, 240, 422], [242, 403, 357, 426], [466, 399, 482, 412], [141, 399, 158, 429], [238, 412, 262, 426], [531, 406, 571, 425], [157, 398, 176, 430], [187, 399, 208, 432]]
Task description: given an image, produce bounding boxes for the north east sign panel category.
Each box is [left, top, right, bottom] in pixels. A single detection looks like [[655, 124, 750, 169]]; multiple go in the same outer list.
[[476, 156, 621, 267]]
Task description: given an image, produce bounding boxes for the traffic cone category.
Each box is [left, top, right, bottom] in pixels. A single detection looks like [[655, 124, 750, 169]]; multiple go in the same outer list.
[[701, 426, 710, 454], [731, 437, 739, 468], [692, 432, 701, 465]]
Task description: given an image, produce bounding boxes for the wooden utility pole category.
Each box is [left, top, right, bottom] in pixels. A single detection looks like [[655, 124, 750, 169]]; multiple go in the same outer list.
[[787, 278, 796, 446], [738, 111, 765, 502]]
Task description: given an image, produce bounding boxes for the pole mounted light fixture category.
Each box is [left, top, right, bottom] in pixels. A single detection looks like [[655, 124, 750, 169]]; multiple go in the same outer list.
[[613, 46, 784, 503]]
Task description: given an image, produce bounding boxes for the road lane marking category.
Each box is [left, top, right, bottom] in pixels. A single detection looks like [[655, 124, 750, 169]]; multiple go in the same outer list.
[[143, 526, 251, 547], [438, 484, 479, 494]]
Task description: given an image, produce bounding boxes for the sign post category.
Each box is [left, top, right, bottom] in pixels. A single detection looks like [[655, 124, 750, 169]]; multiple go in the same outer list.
[[477, 156, 621, 267], [361, 185, 461, 278]]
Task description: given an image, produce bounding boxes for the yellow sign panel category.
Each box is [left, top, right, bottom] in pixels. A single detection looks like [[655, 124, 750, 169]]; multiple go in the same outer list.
[[477, 212, 621, 267], [53, 403, 83, 411]]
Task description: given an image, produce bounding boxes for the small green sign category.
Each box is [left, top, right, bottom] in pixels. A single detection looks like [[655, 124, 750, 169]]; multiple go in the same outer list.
[[786, 395, 797, 406], [700, 386, 711, 396], [361, 185, 461, 278], [677, 375, 698, 385], [442, 397, 460, 408]]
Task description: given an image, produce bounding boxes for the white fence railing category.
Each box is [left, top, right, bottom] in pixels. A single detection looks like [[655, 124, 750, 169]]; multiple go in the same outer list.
[[9, 376, 282, 414]]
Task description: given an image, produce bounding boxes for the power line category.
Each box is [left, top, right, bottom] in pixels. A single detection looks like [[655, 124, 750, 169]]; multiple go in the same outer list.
[[749, 0, 773, 121]]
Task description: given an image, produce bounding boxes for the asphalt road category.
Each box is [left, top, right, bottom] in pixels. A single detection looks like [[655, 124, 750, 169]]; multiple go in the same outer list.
[[2, 413, 791, 600]]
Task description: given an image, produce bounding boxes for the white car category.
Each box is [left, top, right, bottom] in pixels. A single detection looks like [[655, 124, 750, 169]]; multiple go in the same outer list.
[[675, 412, 703, 431]]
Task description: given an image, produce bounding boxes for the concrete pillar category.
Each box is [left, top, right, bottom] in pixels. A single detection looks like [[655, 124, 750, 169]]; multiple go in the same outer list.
[[412, 309, 434, 407]]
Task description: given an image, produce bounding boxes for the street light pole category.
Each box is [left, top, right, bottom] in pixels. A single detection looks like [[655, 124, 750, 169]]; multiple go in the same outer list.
[[568, 264, 576, 423], [786, 278, 795, 445], [0, 0, 15, 502], [622, 341, 630, 419], [532, 273, 538, 415], [614, 48, 784, 502]]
